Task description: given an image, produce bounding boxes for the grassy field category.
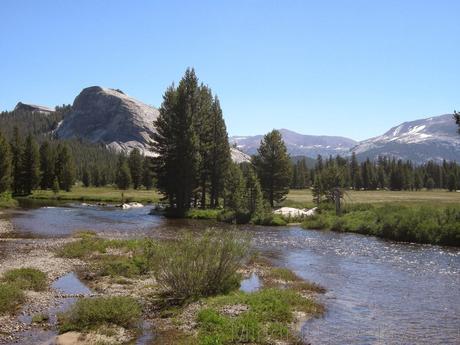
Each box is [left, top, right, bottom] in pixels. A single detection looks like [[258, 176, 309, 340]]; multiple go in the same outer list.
[[30, 186, 161, 204], [27, 187, 459, 207], [285, 189, 460, 208]]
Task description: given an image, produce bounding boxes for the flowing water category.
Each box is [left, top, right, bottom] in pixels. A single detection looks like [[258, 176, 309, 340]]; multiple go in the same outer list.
[[6, 202, 460, 345]]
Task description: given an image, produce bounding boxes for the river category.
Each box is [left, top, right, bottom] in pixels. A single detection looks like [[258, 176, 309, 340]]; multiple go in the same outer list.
[[6, 202, 460, 345]]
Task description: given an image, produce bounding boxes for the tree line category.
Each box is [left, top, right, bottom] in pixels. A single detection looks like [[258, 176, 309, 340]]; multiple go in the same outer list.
[[0, 128, 75, 195], [291, 153, 460, 205]]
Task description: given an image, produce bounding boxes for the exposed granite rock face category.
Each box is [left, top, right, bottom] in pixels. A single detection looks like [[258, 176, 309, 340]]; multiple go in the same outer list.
[[56, 86, 159, 156], [230, 147, 250, 163], [14, 102, 54, 114]]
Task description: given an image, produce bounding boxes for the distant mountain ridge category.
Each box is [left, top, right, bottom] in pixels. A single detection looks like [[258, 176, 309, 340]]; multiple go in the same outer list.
[[9, 89, 459, 164], [232, 115, 459, 163], [351, 114, 460, 163], [231, 129, 357, 157]]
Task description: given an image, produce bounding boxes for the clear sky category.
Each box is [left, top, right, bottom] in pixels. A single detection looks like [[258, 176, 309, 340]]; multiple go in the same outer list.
[[1, 0, 459, 140]]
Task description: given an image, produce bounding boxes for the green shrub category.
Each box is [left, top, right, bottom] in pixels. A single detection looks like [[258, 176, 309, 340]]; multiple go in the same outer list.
[[301, 204, 460, 246], [32, 313, 49, 323], [58, 296, 141, 333], [251, 213, 287, 226], [302, 214, 332, 229], [96, 255, 150, 278], [186, 209, 221, 220], [0, 192, 18, 208], [0, 283, 24, 314], [152, 230, 250, 301], [2, 268, 47, 291]]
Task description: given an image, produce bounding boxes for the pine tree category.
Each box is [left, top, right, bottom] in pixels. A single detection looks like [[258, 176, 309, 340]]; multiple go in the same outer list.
[[10, 127, 24, 195], [21, 135, 40, 195], [39, 141, 55, 189], [115, 155, 132, 190], [82, 166, 91, 187], [350, 152, 360, 189], [223, 162, 246, 215], [0, 131, 12, 193], [454, 110, 460, 134], [312, 175, 323, 206], [128, 148, 143, 189], [142, 157, 154, 190], [253, 130, 291, 207], [52, 177, 60, 195], [91, 166, 101, 187], [447, 173, 457, 192], [414, 171, 423, 191], [208, 96, 231, 207], [56, 144, 76, 192], [426, 177, 435, 190], [243, 166, 264, 216], [152, 68, 201, 214]]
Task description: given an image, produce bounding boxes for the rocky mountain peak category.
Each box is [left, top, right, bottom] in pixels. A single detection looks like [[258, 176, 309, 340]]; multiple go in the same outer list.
[[56, 86, 160, 156], [14, 102, 54, 114]]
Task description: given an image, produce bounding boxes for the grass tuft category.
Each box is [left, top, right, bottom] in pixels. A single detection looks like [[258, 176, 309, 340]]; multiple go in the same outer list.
[[0, 283, 24, 314], [58, 296, 141, 333], [2, 268, 47, 291]]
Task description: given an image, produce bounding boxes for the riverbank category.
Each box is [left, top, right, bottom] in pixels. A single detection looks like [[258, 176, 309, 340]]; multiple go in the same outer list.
[[0, 220, 325, 344], [302, 203, 460, 246], [0, 236, 85, 343]]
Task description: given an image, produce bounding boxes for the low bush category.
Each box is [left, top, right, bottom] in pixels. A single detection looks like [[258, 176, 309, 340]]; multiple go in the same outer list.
[[186, 209, 221, 220], [251, 213, 287, 226], [58, 296, 141, 333], [302, 214, 333, 230], [152, 230, 250, 301], [96, 255, 150, 278], [0, 283, 24, 314], [0, 192, 18, 208], [2, 268, 47, 291]]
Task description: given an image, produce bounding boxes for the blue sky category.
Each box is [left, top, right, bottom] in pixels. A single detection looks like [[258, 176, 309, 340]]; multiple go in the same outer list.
[[1, 0, 459, 140]]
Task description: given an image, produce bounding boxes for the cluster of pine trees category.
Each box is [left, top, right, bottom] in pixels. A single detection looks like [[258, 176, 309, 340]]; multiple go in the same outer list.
[[290, 152, 460, 196], [0, 129, 76, 195], [151, 69, 293, 218], [151, 68, 231, 214], [108, 149, 154, 190]]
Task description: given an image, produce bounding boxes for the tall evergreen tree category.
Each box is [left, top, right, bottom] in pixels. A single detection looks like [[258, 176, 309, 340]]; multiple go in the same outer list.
[[243, 166, 264, 216], [152, 68, 201, 214], [21, 134, 41, 195], [56, 144, 76, 192], [0, 131, 12, 193], [350, 152, 360, 189], [208, 96, 231, 207], [82, 166, 91, 187], [91, 166, 101, 187], [128, 148, 143, 189], [39, 141, 55, 189], [115, 155, 132, 190], [454, 110, 460, 134], [447, 173, 457, 192], [142, 157, 154, 190], [223, 162, 246, 215], [312, 175, 323, 206], [10, 127, 23, 195], [253, 130, 291, 207]]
